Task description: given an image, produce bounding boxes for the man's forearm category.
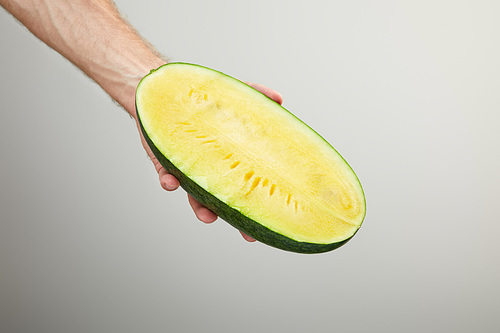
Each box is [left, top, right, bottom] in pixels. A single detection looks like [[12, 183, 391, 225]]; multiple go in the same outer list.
[[1, 0, 166, 117]]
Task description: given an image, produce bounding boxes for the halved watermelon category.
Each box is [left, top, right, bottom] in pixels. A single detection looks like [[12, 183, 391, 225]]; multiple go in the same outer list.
[[136, 63, 365, 253]]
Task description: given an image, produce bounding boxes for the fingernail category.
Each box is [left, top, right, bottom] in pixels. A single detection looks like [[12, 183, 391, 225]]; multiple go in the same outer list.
[[163, 182, 176, 191]]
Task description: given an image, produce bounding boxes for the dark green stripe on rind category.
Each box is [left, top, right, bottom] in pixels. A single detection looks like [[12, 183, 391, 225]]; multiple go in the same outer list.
[[136, 110, 354, 254]]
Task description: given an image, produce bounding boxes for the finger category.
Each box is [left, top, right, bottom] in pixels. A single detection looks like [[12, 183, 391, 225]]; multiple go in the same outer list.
[[187, 194, 218, 223], [246, 82, 284, 105], [159, 168, 180, 191], [240, 231, 256, 242]]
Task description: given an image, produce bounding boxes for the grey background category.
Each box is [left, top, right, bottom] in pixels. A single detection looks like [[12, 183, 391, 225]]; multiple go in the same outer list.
[[1, 0, 499, 332]]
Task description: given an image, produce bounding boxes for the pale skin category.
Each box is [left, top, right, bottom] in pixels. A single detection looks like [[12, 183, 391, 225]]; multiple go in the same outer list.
[[1, 0, 284, 242]]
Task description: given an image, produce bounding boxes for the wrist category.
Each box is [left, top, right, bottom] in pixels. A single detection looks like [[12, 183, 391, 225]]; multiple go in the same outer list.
[[100, 54, 166, 120]]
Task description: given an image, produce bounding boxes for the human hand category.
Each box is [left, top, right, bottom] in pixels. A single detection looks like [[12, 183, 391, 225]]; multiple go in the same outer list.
[[137, 81, 283, 242]]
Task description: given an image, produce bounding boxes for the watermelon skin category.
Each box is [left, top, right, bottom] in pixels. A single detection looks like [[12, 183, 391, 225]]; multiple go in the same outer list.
[[137, 115, 355, 254]]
